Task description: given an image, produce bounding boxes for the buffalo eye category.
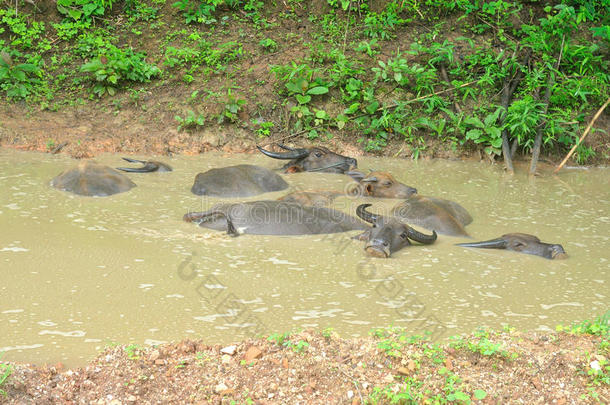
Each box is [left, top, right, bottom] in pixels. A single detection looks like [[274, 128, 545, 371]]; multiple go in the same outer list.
[[314, 151, 323, 158], [383, 181, 392, 186]]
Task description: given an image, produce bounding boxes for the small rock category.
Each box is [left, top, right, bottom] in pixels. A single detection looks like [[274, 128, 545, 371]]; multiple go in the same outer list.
[[127, 395, 137, 402], [383, 374, 394, 383], [215, 382, 228, 393], [179, 341, 196, 353], [347, 390, 354, 399], [397, 367, 411, 376], [220, 345, 237, 355], [149, 350, 160, 362], [590, 360, 601, 371], [244, 346, 262, 362], [282, 358, 289, 369], [407, 360, 417, 372], [154, 359, 165, 366]]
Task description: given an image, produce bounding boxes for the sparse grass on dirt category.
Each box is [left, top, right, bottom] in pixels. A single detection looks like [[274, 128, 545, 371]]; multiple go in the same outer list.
[[1, 315, 609, 404]]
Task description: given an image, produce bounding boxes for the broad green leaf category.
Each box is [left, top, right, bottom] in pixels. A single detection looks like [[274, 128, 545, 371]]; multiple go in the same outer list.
[[315, 109, 328, 119], [365, 101, 379, 114], [487, 127, 501, 139], [295, 94, 311, 105], [465, 116, 484, 128], [344, 103, 360, 114], [466, 129, 482, 140], [307, 86, 329, 95]]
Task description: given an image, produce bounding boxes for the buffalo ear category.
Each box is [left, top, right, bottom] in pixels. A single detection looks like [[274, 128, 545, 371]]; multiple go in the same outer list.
[[352, 230, 371, 242], [346, 170, 365, 182], [284, 166, 303, 173]]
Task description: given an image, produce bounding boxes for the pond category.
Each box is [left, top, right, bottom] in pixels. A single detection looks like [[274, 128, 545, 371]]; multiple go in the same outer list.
[[0, 149, 608, 366]]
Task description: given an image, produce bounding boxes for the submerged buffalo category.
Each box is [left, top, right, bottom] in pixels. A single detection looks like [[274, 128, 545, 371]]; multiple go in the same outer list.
[[347, 171, 417, 199], [117, 157, 172, 173], [183, 200, 367, 235], [355, 204, 437, 258], [391, 195, 472, 237], [257, 145, 357, 173], [191, 164, 288, 197], [277, 191, 340, 207], [51, 161, 136, 197], [456, 233, 568, 260]]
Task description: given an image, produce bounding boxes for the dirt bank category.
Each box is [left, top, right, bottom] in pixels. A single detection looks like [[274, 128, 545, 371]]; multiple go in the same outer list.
[[2, 326, 608, 404]]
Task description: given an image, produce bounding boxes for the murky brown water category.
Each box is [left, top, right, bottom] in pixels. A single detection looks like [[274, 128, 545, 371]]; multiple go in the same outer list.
[[1, 149, 608, 366]]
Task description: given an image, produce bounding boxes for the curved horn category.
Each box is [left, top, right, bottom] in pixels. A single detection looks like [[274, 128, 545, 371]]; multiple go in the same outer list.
[[278, 144, 295, 151], [257, 145, 309, 160], [356, 204, 378, 224], [455, 238, 506, 249], [360, 176, 378, 183], [406, 227, 437, 244]]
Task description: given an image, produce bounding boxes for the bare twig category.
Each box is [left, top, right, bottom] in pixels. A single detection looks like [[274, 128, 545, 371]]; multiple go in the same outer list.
[[553, 96, 610, 174], [439, 64, 462, 114], [338, 368, 364, 404]]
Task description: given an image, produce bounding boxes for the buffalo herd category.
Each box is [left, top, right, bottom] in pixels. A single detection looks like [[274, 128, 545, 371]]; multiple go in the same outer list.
[[50, 144, 567, 259]]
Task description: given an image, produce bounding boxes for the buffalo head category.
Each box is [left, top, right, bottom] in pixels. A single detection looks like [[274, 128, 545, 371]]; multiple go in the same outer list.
[[456, 233, 568, 260], [257, 144, 357, 173], [355, 204, 437, 258], [347, 171, 417, 198]]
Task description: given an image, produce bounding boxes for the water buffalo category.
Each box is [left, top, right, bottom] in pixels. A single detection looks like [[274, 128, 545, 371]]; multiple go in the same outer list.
[[456, 233, 567, 260], [391, 195, 472, 237], [257, 144, 357, 173], [191, 164, 289, 197], [51, 161, 136, 196], [277, 191, 340, 207], [354, 204, 437, 258], [117, 157, 172, 173], [347, 171, 417, 199], [183, 200, 367, 235]]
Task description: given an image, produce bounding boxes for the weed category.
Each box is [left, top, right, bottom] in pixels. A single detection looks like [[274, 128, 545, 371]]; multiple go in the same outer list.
[[252, 119, 274, 137], [218, 89, 246, 124], [0, 355, 12, 397], [450, 329, 518, 360], [80, 46, 160, 97], [267, 332, 290, 346], [322, 327, 335, 339], [175, 110, 206, 130], [125, 344, 142, 360], [259, 38, 277, 53], [0, 50, 42, 99]]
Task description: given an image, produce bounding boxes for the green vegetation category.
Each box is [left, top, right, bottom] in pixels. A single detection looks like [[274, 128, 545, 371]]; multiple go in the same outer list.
[[1, 0, 608, 163], [369, 327, 492, 404], [557, 313, 610, 402], [124, 343, 142, 360], [449, 328, 519, 360], [367, 315, 610, 404], [0, 354, 12, 397], [266, 332, 310, 353]]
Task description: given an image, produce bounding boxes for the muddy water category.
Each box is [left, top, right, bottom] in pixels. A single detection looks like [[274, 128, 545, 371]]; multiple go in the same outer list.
[[0, 149, 608, 366]]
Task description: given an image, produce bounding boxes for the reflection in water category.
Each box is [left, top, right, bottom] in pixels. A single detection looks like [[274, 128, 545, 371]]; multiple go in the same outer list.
[[0, 149, 608, 366]]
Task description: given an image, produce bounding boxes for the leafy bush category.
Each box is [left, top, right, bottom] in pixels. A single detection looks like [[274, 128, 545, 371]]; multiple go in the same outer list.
[[80, 46, 160, 96], [0, 50, 43, 99], [56, 0, 115, 21]]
